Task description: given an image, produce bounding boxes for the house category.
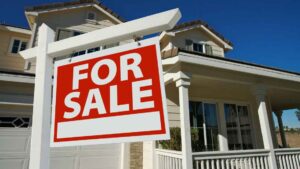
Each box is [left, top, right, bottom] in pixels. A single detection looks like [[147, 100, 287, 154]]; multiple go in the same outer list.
[[0, 0, 299, 169]]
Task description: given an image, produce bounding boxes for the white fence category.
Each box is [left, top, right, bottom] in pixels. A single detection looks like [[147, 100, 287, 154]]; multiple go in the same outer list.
[[156, 149, 182, 169], [275, 148, 300, 169]]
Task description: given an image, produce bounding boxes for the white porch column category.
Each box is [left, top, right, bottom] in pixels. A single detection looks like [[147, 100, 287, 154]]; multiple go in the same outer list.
[[120, 143, 130, 169], [275, 110, 288, 148], [253, 86, 278, 169], [174, 72, 193, 169]]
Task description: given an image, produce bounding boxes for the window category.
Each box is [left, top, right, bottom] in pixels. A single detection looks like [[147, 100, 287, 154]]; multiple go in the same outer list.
[[224, 104, 253, 150], [186, 39, 213, 55], [193, 43, 204, 53], [103, 42, 119, 49], [56, 29, 83, 41], [189, 101, 219, 152], [73, 31, 83, 36], [9, 39, 28, 54], [0, 116, 31, 128], [87, 47, 100, 53], [87, 12, 96, 20]]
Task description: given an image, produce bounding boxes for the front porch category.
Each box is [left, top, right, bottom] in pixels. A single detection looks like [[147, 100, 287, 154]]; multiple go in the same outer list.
[[154, 51, 300, 169]]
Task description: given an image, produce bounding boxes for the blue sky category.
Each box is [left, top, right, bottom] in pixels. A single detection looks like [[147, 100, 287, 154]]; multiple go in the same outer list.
[[0, 0, 299, 127]]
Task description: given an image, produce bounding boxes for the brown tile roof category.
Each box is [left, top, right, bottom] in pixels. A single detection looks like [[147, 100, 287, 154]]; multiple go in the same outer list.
[[168, 20, 233, 47], [25, 0, 125, 22]]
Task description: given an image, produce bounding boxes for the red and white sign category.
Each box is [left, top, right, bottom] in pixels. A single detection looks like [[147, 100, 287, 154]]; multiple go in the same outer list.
[[50, 37, 169, 147]]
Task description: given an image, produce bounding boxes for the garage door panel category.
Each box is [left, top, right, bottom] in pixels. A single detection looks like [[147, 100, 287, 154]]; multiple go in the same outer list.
[[0, 158, 28, 169], [0, 136, 28, 152], [80, 144, 120, 150], [51, 146, 78, 152], [50, 156, 75, 169], [0, 129, 30, 153], [0, 128, 121, 169], [79, 156, 120, 169]]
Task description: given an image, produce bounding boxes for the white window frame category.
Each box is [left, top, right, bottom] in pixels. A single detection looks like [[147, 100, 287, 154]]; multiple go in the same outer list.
[[8, 37, 28, 56]]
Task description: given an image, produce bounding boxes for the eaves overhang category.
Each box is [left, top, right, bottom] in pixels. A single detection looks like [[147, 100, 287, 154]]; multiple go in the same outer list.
[[162, 51, 300, 84], [0, 70, 35, 84]]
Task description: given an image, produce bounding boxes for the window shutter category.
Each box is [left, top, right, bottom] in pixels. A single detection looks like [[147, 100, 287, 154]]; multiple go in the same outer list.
[[205, 44, 213, 55], [185, 39, 193, 51]]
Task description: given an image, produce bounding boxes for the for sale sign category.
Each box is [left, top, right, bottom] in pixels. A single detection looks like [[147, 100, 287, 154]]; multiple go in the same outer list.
[[50, 37, 169, 147]]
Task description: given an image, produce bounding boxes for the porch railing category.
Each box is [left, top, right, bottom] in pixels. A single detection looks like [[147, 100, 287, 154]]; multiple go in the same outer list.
[[275, 148, 300, 169], [156, 148, 300, 169], [156, 149, 182, 169], [193, 149, 270, 169]]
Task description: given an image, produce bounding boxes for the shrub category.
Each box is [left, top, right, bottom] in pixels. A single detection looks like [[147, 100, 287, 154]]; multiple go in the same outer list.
[[157, 127, 181, 151]]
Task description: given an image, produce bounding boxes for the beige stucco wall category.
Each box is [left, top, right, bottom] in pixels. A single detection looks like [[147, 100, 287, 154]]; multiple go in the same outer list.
[[0, 29, 31, 71]]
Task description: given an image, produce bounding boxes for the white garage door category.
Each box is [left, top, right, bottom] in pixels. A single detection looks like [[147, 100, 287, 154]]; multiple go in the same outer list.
[[0, 117, 121, 169]]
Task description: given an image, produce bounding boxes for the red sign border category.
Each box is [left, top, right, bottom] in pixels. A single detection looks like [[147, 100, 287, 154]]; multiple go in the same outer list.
[[50, 37, 169, 147]]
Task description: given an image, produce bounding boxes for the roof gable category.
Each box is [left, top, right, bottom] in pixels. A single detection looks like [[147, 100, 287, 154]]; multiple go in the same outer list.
[[25, 0, 124, 28], [168, 20, 233, 49]]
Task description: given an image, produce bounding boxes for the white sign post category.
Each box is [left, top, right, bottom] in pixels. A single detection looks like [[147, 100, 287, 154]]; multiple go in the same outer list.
[[20, 9, 181, 169], [28, 24, 55, 169]]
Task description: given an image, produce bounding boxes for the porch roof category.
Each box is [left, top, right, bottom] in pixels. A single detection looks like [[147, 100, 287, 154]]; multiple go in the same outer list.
[[162, 49, 300, 84], [162, 50, 300, 111]]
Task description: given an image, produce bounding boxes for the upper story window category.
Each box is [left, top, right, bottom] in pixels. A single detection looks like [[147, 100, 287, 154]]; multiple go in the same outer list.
[[56, 28, 119, 57], [56, 29, 84, 41], [87, 12, 96, 20], [193, 43, 204, 53], [186, 39, 213, 55], [9, 38, 28, 54]]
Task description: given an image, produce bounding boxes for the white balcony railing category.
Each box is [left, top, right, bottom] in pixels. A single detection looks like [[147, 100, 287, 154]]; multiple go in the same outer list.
[[275, 148, 300, 169], [156, 149, 182, 169]]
